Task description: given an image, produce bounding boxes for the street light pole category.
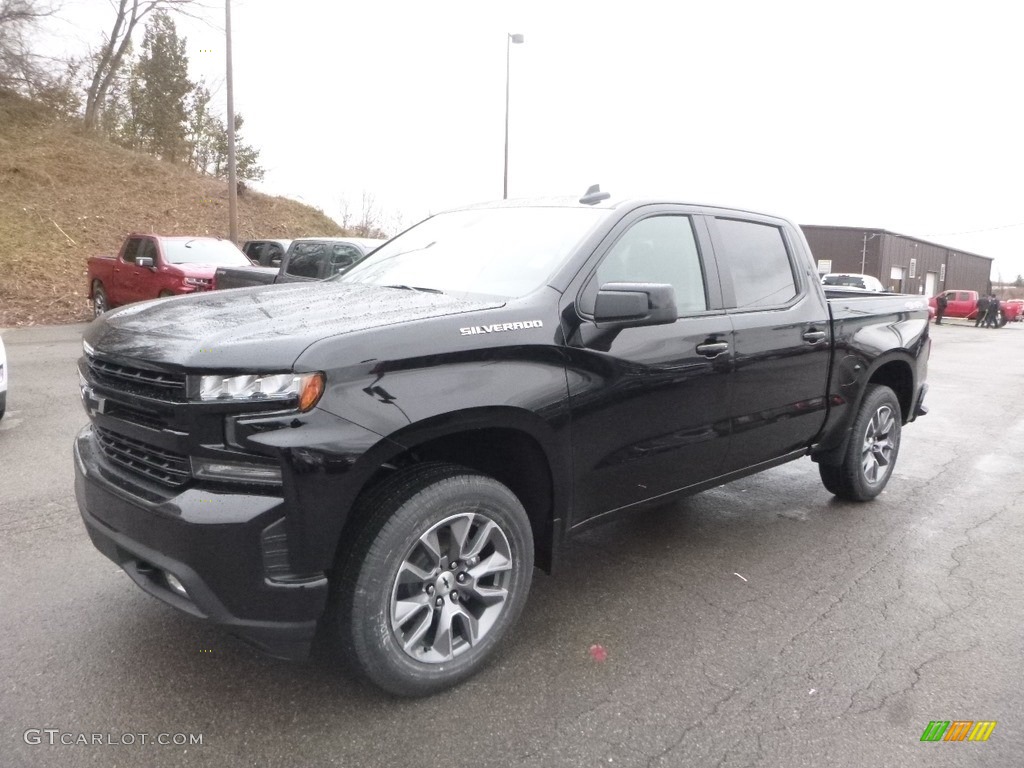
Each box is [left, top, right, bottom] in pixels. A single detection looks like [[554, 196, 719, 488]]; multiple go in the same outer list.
[[225, 0, 238, 244], [503, 33, 524, 200]]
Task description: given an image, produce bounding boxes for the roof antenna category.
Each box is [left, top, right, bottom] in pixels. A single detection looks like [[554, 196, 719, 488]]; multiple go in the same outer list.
[[579, 184, 610, 205]]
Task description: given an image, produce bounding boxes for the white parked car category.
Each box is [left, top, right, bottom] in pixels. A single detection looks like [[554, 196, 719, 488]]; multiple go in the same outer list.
[[821, 272, 886, 292], [0, 334, 7, 419]]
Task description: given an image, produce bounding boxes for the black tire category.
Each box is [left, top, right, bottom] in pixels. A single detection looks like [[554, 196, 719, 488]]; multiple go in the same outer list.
[[331, 463, 534, 696], [158, 290, 174, 298], [0, 391, 6, 420], [819, 384, 902, 501], [92, 281, 108, 317], [997, 311, 1008, 328]]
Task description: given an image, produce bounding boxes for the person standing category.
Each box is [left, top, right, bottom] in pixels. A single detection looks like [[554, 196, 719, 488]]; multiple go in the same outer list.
[[975, 294, 989, 327], [985, 295, 1001, 328], [935, 293, 948, 325]]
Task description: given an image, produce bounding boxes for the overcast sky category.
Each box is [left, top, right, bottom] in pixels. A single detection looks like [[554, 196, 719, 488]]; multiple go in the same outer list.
[[41, 0, 1024, 281]]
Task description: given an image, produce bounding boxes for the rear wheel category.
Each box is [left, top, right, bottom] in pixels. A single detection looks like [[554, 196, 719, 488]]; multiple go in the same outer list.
[[331, 463, 534, 696], [997, 310, 1008, 328], [819, 384, 902, 501], [92, 281, 108, 317]]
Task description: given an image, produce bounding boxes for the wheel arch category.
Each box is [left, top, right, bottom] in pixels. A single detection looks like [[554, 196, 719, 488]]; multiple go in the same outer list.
[[339, 407, 568, 574], [813, 352, 917, 467], [864, 357, 915, 424]]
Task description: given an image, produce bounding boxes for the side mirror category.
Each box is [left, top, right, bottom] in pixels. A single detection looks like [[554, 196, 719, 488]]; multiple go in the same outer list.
[[593, 282, 677, 328], [136, 257, 155, 269]]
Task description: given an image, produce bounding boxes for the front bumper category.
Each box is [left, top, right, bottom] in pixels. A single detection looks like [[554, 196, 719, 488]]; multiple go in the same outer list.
[[74, 425, 328, 660]]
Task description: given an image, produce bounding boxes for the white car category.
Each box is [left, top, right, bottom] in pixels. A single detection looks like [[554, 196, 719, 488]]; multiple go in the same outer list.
[[821, 272, 886, 292], [0, 334, 7, 419]]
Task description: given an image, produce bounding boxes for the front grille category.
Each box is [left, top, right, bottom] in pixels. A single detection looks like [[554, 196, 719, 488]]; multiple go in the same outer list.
[[87, 355, 186, 401], [103, 401, 168, 430], [95, 427, 191, 487]]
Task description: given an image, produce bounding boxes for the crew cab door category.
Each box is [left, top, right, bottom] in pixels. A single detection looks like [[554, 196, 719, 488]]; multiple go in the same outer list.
[[943, 290, 974, 318], [110, 237, 146, 304], [563, 208, 733, 524], [705, 215, 831, 471]]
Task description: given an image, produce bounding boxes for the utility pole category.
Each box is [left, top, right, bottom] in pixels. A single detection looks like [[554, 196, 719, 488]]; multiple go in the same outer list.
[[225, 0, 238, 244], [503, 33, 524, 199], [861, 231, 882, 274]]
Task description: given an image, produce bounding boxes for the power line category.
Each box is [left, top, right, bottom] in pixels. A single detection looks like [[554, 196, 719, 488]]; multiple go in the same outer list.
[[923, 222, 1024, 238]]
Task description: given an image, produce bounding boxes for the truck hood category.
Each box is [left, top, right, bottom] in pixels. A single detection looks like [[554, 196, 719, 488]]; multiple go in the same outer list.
[[84, 282, 504, 370]]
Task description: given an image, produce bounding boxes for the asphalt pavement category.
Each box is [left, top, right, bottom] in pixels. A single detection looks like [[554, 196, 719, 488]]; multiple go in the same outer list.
[[1, 319, 1022, 768]]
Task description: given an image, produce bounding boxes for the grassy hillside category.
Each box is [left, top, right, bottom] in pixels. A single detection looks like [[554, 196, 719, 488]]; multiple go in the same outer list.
[[0, 89, 345, 326]]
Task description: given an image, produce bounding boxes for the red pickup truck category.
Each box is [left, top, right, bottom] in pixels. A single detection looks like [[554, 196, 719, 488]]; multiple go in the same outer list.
[[929, 289, 1020, 326], [88, 235, 252, 317]]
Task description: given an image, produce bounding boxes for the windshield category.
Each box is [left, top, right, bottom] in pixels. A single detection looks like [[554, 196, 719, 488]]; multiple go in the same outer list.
[[338, 207, 608, 299], [163, 239, 251, 266]]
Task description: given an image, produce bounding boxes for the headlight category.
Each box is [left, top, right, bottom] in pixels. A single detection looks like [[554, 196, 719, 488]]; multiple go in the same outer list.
[[183, 277, 212, 286], [195, 372, 324, 411]]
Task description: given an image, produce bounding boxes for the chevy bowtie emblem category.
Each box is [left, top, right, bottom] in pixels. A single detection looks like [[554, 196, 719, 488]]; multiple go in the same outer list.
[[81, 385, 107, 416]]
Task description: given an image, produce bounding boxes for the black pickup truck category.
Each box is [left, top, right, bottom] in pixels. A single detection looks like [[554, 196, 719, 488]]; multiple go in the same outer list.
[[215, 237, 385, 290], [74, 191, 929, 696]]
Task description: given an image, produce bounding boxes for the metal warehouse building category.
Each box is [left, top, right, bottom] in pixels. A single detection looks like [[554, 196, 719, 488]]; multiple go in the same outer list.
[[800, 225, 993, 297]]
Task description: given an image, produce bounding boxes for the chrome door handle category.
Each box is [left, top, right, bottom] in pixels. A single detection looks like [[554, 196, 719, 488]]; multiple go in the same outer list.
[[696, 341, 729, 358], [802, 330, 827, 343]]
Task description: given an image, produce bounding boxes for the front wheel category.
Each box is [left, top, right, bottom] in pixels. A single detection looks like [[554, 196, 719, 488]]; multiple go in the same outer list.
[[331, 463, 534, 696], [819, 384, 902, 501], [92, 281, 108, 317]]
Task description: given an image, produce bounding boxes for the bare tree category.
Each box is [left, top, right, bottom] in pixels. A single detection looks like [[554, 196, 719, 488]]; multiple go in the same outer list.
[[0, 0, 57, 91], [338, 191, 399, 239], [355, 191, 379, 237], [83, 0, 199, 130], [338, 197, 353, 233]]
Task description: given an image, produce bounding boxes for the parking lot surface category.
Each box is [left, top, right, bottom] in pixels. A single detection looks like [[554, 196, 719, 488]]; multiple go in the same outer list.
[[1, 320, 1022, 767]]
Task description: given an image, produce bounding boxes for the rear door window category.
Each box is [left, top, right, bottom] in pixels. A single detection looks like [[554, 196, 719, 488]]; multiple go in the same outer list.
[[714, 218, 798, 309]]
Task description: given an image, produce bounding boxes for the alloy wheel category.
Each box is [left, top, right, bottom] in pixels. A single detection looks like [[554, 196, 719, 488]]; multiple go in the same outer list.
[[861, 404, 896, 485], [389, 512, 513, 664]]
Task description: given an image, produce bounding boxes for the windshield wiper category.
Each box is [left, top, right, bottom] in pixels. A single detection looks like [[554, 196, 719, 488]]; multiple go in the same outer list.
[[383, 284, 445, 294]]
